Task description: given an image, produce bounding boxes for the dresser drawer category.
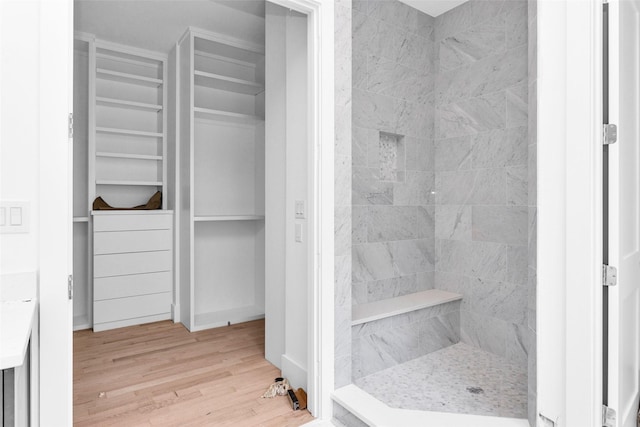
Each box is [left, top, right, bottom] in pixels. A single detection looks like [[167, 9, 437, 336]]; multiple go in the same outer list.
[[94, 229, 172, 255], [94, 292, 171, 324], [94, 250, 171, 278], [94, 271, 172, 301], [93, 213, 172, 232]]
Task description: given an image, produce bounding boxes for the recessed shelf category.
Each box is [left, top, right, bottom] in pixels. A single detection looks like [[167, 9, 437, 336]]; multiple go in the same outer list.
[[73, 217, 89, 223], [192, 305, 265, 332], [96, 152, 163, 161], [97, 68, 163, 87], [194, 36, 264, 66], [96, 127, 163, 138], [194, 215, 265, 222], [96, 97, 163, 112], [193, 107, 262, 124], [194, 70, 264, 95], [96, 180, 162, 187], [351, 289, 463, 326]]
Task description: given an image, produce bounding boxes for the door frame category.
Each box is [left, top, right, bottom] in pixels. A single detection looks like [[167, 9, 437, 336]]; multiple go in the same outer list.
[[264, 0, 335, 418], [537, 0, 603, 425], [50, 0, 335, 424]]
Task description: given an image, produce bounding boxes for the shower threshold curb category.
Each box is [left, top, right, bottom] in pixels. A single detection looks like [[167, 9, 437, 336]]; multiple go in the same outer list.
[[332, 384, 529, 427]]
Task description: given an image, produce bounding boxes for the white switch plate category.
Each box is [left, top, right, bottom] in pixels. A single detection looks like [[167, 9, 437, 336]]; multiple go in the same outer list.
[[295, 223, 303, 242], [295, 200, 306, 219], [0, 201, 29, 234]]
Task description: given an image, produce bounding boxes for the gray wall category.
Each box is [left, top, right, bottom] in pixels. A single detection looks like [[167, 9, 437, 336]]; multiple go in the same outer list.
[[433, 0, 529, 370]]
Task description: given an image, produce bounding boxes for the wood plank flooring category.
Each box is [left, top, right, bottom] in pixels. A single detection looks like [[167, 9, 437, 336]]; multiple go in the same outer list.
[[74, 320, 314, 426]]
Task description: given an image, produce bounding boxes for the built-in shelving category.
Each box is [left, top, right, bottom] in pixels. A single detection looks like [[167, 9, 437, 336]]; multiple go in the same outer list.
[[96, 68, 162, 87], [73, 217, 90, 223], [178, 28, 265, 332], [194, 215, 265, 222], [96, 127, 163, 138], [194, 107, 262, 124], [96, 96, 163, 112], [194, 70, 264, 95], [96, 152, 162, 161], [95, 180, 163, 187]]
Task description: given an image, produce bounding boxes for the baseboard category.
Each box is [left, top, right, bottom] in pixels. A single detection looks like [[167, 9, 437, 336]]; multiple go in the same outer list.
[[281, 353, 307, 391], [171, 303, 180, 323]]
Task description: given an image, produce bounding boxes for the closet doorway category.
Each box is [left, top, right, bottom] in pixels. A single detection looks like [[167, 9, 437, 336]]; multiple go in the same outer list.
[[71, 0, 327, 422]]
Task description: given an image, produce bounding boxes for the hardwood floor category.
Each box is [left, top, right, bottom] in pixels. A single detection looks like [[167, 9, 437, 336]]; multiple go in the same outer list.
[[74, 320, 315, 426]]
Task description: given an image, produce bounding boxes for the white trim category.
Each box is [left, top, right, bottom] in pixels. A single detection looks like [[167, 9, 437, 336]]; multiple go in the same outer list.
[[537, 1, 603, 425]]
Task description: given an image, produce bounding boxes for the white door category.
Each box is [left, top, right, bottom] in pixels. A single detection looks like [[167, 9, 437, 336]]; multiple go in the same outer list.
[[608, 0, 640, 425]]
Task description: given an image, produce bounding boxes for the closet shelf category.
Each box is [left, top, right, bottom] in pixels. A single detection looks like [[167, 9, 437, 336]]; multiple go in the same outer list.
[[96, 180, 162, 187], [194, 70, 264, 95], [73, 217, 89, 223], [193, 215, 265, 222], [97, 68, 163, 87], [96, 127, 163, 138], [194, 107, 263, 124], [192, 306, 265, 332], [96, 152, 163, 161], [96, 97, 163, 112]]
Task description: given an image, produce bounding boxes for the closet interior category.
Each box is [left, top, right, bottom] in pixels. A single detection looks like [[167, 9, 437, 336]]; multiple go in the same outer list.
[[73, 2, 269, 333]]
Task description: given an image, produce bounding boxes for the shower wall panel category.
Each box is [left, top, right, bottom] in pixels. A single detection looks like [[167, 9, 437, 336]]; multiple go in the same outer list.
[[351, 0, 440, 379], [433, 0, 529, 369]]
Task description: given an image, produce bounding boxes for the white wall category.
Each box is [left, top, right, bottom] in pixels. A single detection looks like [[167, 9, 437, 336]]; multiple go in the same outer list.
[[265, 3, 309, 391], [0, 1, 41, 275]]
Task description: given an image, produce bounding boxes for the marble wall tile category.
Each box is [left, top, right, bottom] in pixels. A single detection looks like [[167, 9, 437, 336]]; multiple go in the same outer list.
[[507, 165, 528, 206], [435, 136, 473, 171], [470, 169, 508, 205], [528, 331, 537, 427], [352, 0, 367, 14], [507, 244, 528, 285], [352, 49, 368, 91], [438, 239, 507, 281], [471, 277, 527, 324], [471, 127, 527, 169], [396, 300, 461, 327], [528, 267, 537, 332], [393, 171, 435, 206], [379, 132, 405, 182], [435, 46, 527, 105], [352, 242, 396, 283], [528, 207, 537, 269], [352, 166, 393, 205], [352, 281, 367, 305], [365, 271, 435, 303], [435, 205, 472, 241], [460, 310, 507, 356], [435, 170, 475, 204], [353, 9, 401, 61], [506, 3, 528, 49], [421, 311, 461, 353], [336, 155, 352, 207], [368, 206, 418, 242], [436, 92, 506, 139], [389, 238, 435, 275], [528, 18, 537, 83], [472, 206, 528, 245], [335, 299, 352, 358], [434, 0, 506, 42], [416, 206, 436, 239], [528, 143, 537, 206], [352, 205, 368, 244], [334, 354, 353, 390], [439, 14, 506, 72], [352, 315, 395, 339], [435, 270, 467, 294], [506, 83, 528, 129], [333, 402, 369, 427], [352, 126, 376, 167], [405, 137, 435, 171], [336, 105, 352, 158], [336, 205, 353, 257], [417, 11, 435, 40], [368, 0, 419, 34], [367, 56, 433, 104]]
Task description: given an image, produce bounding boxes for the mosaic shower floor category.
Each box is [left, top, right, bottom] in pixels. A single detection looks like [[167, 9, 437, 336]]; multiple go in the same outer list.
[[354, 342, 527, 418]]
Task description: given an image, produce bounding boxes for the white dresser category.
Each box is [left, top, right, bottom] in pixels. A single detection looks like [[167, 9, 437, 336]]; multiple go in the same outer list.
[[92, 211, 173, 332]]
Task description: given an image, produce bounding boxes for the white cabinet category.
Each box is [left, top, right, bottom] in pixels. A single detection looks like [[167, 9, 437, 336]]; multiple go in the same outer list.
[[92, 211, 173, 332], [176, 28, 265, 331]]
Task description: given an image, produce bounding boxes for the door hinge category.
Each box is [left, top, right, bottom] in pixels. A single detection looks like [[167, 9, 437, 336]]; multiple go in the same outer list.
[[603, 124, 617, 145], [603, 264, 618, 287], [68, 113, 73, 139], [68, 275, 73, 300], [603, 404, 616, 427]]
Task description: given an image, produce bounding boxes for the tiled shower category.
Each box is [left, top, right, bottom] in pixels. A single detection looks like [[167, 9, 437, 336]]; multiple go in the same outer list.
[[348, 0, 536, 422]]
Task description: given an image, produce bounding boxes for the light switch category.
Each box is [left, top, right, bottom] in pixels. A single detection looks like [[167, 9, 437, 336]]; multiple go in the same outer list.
[[295, 223, 303, 242], [10, 207, 22, 226], [295, 200, 306, 219], [1, 201, 29, 233]]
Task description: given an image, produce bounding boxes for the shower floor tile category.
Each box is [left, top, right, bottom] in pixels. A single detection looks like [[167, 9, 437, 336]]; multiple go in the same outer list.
[[354, 342, 527, 418]]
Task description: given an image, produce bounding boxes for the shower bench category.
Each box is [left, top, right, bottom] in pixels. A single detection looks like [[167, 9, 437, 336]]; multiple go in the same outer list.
[[352, 289, 462, 326]]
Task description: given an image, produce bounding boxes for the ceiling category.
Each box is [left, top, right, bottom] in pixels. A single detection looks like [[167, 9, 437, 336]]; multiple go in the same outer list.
[[74, 1, 265, 54], [398, 0, 468, 17]]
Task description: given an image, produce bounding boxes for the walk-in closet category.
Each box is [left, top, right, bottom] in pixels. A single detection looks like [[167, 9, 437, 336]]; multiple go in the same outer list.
[[72, 1, 313, 421]]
